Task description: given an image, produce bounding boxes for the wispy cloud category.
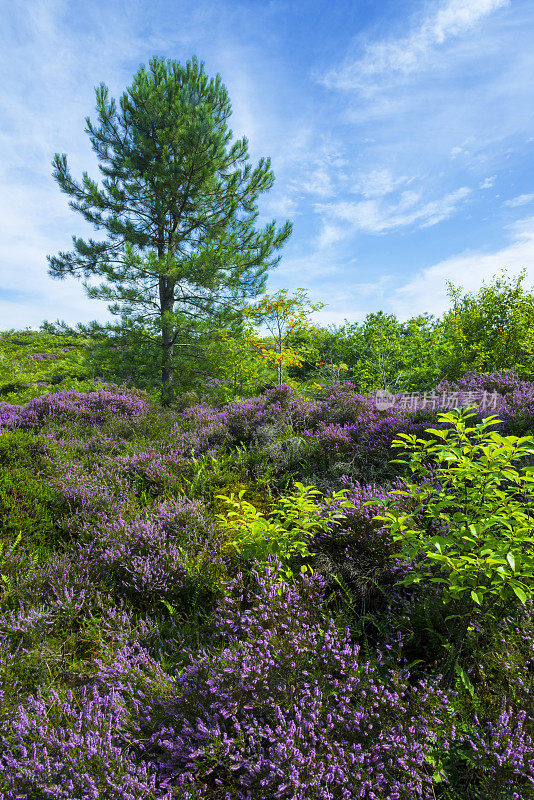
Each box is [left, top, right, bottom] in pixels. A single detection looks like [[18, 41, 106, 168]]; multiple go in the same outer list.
[[355, 169, 412, 198], [316, 185, 471, 242], [322, 0, 510, 91], [306, 0, 531, 268], [504, 193, 534, 207], [263, 195, 301, 218], [305, 275, 394, 327], [283, 134, 348, 199], [314, 0, 526, 191], [479, 175, 496, 189]]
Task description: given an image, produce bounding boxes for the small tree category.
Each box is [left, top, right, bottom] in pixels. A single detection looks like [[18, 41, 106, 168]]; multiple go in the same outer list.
[[48, 56, 291, 403], [439, 270, 534, 380], [371, 408, 534, 686], [244, 289, 324, 385], [203, 327, 268, 400]]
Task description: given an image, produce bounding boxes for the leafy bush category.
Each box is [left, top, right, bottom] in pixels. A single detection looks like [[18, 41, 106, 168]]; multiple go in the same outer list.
[[216, 482, 353, 577], [372, 407, 534, 683]]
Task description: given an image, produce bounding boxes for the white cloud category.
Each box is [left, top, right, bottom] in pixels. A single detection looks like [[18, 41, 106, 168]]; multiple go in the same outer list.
[[323, 0, 510, 90], [0, 189, 112, 329], [297, 169, 337, 198], [273, 250, 346, 283], [391, 214, 534, 319], [353, 274, 394, 297], [314, 0, 533, 190], [317, 223, 347, 249], [355, 168, 412, 198], [316, 185, 471, 240], [311, 0, 531, 256], [304, 277, 393, 327], [504, 193, 534, 207], [479, 175, 496, 188], [284, 135, 348, 199], [263, 194, 300, 218], [267, 250, 390, 326]]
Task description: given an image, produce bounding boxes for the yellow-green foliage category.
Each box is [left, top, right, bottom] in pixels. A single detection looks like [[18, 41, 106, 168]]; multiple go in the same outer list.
[[216, 482, 354, 578]]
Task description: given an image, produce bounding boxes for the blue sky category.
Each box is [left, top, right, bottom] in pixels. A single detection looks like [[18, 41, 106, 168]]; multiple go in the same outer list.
[[2, 0, 534, 329]]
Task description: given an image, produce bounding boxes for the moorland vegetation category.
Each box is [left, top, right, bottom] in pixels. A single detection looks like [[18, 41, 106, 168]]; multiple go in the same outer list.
[[1, 55, 533, 799], [1, 274, 534, 799]]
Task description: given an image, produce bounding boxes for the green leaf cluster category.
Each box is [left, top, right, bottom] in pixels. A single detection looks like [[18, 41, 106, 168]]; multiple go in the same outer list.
[[288, 270, 534, 394], [372, 408, 534, 610], [215, 482, 354, 579], [440, 269, 534, 380]]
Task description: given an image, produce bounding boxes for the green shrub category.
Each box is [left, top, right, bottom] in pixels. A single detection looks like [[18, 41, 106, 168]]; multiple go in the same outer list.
[[0, 468, 63, 549], [216, 482, 354, 578], [371, 407, 534, 684]]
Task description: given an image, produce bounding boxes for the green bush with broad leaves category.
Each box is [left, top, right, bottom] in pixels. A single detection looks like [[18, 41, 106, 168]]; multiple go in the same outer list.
[[216, 482, 354, 579], [369, 407, 534, 683]]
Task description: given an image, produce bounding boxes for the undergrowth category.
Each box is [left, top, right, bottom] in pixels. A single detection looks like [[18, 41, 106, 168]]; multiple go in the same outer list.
[[0, 362, 533, 798]]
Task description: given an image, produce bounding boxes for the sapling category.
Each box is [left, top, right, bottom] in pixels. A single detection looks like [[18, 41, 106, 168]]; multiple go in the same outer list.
[[369, 407, 534, 686], [216, 482, 354, 580]]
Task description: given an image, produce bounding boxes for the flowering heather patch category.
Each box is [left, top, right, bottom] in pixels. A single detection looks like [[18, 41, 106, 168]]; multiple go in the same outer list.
[[434, 368, 526, 398], [0, 402, 22, 428], [301, 410, 421, 482], [303, 420, 355, 459], [178, 384, 423, 484], [0, 385, 151, 431], [261, 383, 324, 427], [435, 369, 534, 432], [115, 446, 189, 487], [218, 396, 286, 443], [0, 685, 173, 800], [372, 369, 534, 429], [70, 497, 223, 609], [169, 419, 230, 456], [0, 543, 99, 613], [30, 352, 59, 361], [144, 562, 452, 799], [464, 702, 534, 796], [47, 456, 133, 515], [319, 382, 372, 425], [0, 564, 451, 800], [1, 380, 534, 798], [180, 386, 321, 447]]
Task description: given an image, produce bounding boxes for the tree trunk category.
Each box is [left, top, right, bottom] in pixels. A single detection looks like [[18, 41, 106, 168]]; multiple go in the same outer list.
[[159, 275, 175, 406]]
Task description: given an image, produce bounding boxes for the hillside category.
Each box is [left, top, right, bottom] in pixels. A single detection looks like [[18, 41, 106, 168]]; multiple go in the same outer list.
[[0, 353, 533, 798]]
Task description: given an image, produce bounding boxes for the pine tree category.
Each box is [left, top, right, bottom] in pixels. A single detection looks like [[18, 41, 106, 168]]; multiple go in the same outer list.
[[48, 56, 292, 403]]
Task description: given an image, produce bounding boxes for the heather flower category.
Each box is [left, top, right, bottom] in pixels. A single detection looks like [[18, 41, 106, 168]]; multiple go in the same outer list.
[[146, 562, 452, 799], [0, 385, 151, 431], [0, 685, 173, 800], [30, 352, 59, 361], [67, 496, 224, 609]]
